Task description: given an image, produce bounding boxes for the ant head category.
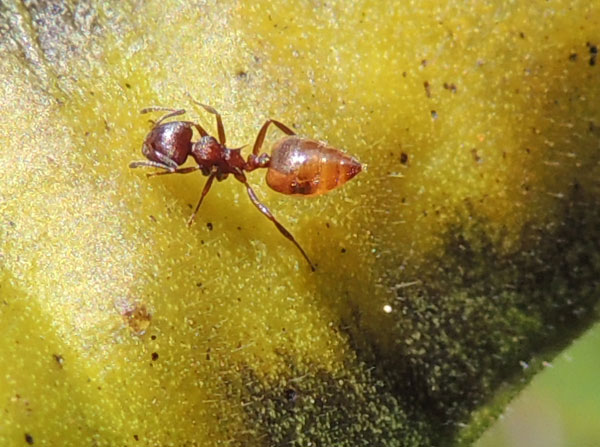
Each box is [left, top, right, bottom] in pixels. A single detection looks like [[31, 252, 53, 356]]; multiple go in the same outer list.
[[191, 136, 221, 165]]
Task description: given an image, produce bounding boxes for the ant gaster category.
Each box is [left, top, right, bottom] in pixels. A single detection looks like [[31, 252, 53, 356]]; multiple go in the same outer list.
[[129, 101, 362, 271]]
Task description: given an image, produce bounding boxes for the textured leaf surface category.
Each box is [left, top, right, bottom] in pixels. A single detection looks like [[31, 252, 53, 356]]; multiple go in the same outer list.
[[0, 1, 598, 446]]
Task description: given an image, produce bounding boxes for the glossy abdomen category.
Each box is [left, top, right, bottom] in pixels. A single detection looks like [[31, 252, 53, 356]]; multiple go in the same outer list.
[[266, 136, 362, 196]]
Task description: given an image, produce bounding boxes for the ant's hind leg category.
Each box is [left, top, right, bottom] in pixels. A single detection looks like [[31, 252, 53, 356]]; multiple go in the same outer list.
[[242, 180, 316, 271], [252, 119, 296, 156]]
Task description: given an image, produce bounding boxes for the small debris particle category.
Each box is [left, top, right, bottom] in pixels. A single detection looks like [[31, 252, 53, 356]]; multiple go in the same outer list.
[[340, 248, 347, 253], [25, 433, 34, 445], [53, 354, 64, 368], [236, 70, 248, 79], [568, 53, 577, 61], [430, 110, 438, 120], [196, 282, 203, 288], [125, 83, 132, 89], [587, 42, 598, 66], [519, 31, 525, 39], [443, 82, 457, 93], [284, 388, 297, 402], [151, 335, 157, 340], [133, 434, 139, 441], [206, 222, 213, 231], [151, 352, 159, 361], [400, 152, 409, 165], [121, 303, 152, 336], [423, 81, 431, 97], [471, 148, 482, 163]]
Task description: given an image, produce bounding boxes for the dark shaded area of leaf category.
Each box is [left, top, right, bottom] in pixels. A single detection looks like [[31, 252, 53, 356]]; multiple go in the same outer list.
[[238, 359, 431, 447], [240, 184, 599, 447]]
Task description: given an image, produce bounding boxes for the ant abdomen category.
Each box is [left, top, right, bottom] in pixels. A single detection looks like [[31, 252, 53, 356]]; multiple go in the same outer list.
[[266, 136, 362, 196]]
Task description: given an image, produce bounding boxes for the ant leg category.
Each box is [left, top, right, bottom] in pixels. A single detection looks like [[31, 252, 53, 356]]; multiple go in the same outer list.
[[187, 172, 217, 227], [241, 179, 316, 271], [252, 119, 296, 156], [192, 123, 209, 138], [187, 95, 227, 145], [147, 166, 200, 177], [129, 160, 172, 170], [141, 107, 186, 126]]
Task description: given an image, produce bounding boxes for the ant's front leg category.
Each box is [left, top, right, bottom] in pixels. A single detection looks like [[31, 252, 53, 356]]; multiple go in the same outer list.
[[141, 107, 186, 127], [187, 94, 227, 144], [129, 160, 173, 171], [146, 166, 200, 178]]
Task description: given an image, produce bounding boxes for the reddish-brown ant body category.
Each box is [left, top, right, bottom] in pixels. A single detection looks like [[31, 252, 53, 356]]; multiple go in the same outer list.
[[130, 102, 362, 271]]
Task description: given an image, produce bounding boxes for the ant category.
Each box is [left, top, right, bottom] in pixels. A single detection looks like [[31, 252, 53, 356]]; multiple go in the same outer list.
[[129, 100, 362, 271]]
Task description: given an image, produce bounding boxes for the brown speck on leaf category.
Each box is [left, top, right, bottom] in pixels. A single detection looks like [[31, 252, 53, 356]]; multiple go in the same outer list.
[[587, 42, 598, 66], [119, 302, 152, 336], [443, 82, 457, 93], [53, 354, 64, 368]]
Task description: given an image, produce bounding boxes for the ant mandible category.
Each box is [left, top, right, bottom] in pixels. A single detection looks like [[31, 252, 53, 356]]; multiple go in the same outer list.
[[129, 100, 362, 271]]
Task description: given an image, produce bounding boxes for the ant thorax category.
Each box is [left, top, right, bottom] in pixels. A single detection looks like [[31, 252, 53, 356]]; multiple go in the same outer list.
[[191, 136, 221, 166]]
